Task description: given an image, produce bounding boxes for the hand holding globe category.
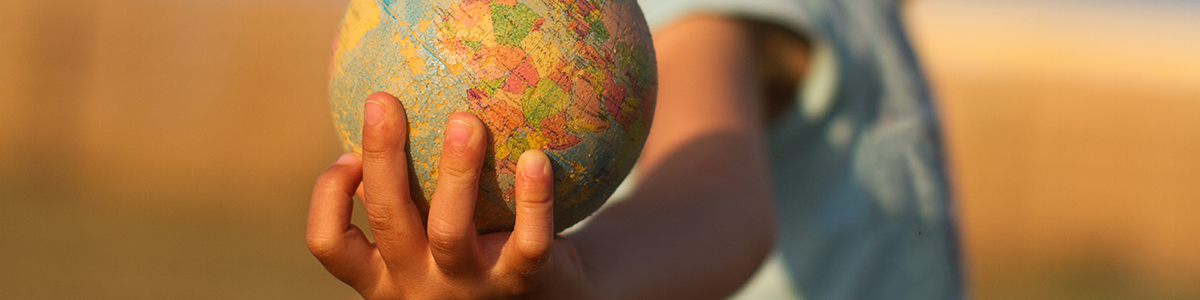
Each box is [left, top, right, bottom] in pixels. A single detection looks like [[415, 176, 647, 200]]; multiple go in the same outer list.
[[310, 92, 592, 299], [329, 0, 656, 234], [309, 0, 656, 298]]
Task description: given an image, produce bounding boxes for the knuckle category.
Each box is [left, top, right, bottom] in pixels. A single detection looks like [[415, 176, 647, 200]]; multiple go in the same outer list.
[[442, 140, 473, 155], [516, 188, 552, 205], [313, 176, 336, 190], [360, 146, 400, 161], [363, 209, 397, 232], [314, 180, 346, 197], [516, 236, 551, 260], [438, 160, 480, 185], [516, 180, 553, 204], [361, 130, 405, 156], [314, 165, 348, 186], [305, 235, 341, 260], [425, 216, 469, 253], [517, 191, 554, 209]]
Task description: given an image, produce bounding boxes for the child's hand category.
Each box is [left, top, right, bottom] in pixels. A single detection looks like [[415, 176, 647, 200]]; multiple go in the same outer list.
[[306, 92, 594, 299]]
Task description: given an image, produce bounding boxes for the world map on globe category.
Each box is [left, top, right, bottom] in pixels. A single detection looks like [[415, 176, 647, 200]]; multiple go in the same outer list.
[[329, 0, 657, 233]]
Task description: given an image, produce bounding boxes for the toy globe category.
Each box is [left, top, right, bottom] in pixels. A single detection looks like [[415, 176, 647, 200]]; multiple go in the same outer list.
[[329, 0, 657, 234]]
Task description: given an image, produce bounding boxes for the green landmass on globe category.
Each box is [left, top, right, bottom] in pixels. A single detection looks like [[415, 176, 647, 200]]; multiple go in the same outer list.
[[329, 0, 657, 234]]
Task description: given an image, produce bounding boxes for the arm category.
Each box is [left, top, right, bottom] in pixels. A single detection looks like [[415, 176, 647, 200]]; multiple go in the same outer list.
[[306, 14, 797, 300], [567, 15, 778, 299]]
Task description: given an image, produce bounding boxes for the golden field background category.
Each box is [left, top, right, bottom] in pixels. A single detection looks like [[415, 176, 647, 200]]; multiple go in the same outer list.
[[1, 0, 1197, 299]]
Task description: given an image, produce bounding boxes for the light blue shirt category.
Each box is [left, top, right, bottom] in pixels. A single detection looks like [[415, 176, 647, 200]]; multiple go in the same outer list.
[[637, 1, 963, 299]]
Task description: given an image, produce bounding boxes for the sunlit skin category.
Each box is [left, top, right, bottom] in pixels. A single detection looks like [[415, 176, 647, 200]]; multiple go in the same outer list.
[[307, 15, 805, 299], [307, 92, 592, 299]]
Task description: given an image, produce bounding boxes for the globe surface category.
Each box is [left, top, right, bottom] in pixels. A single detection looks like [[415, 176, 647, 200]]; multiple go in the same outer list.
[[329, 0, 657, 233]]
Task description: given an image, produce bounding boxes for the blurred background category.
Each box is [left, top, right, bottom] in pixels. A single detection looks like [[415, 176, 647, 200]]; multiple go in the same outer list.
[[1, 0, 1197, 299]]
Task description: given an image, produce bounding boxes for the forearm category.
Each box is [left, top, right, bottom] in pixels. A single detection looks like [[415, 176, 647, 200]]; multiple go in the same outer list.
[[568, 133, 775, 300], [565, 15, 777, 300]]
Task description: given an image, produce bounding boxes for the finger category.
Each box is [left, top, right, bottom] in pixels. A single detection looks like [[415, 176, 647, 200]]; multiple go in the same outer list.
[[360, 92, 427, 269], [427, 112, 488, 275], [500, 150, 555, 274], [307, 153, 382, 287]]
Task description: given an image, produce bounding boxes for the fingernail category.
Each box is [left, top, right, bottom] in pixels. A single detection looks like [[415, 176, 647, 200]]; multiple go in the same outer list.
[[365, 101, 385, 125], [336, 153, 359, 165], [446, 120, 472, 147], [522, 152, 548, 178]]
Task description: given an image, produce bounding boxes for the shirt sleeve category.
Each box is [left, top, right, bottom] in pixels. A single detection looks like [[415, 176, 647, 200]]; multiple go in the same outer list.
[[638, 0, 815, 38], [636, 0, 841, 125]]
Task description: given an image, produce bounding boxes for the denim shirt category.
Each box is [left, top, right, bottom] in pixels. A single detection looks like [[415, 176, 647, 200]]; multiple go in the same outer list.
[[637, 0, 962, 299]]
